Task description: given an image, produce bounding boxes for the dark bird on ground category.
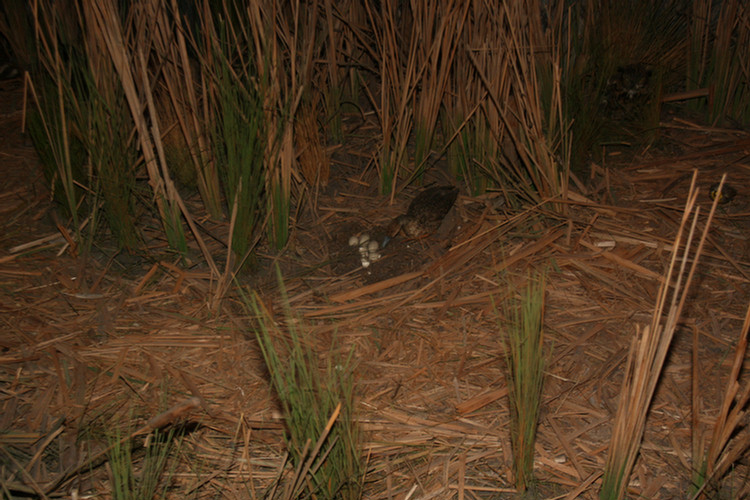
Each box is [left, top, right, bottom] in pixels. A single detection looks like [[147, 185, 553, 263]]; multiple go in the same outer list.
[[384, 186, 459, 245]]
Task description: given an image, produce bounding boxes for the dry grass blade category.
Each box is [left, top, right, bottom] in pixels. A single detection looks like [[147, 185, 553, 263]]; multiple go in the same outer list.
[[600, 171, 722, 500], [691, 300, 750, 499]]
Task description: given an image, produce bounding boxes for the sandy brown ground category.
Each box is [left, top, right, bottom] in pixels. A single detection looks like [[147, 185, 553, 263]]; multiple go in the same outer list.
[[1, 77, 749, 499]]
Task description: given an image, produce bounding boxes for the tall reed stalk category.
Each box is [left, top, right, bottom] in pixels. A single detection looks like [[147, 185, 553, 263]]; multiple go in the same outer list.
[[499, 271, 547, 492], [600, 174, 719, 500]]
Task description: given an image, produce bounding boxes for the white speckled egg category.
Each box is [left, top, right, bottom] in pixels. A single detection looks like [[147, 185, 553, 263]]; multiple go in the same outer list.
[[367, 240, 379, 253], [348, 235, 358, 246], [358, 233, 370, 245]]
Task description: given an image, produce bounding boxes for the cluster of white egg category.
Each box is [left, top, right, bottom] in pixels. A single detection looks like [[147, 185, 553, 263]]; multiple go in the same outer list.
[[348, 233, 381, 268]]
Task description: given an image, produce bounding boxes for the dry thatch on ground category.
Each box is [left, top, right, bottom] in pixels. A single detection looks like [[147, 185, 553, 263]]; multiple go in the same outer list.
[[1, 83, 750, 499]]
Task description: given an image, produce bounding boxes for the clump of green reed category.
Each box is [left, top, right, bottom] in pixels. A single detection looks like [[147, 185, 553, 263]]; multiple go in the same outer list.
[[241, 269, 362, 500], [502, 0, 569, 208], [363, 1, 470, 194], [498, 270, 548, 492], [20, 0, 149, 255], [600, 174, 716, 500], [440, 1, 509, 199], [25, 0, 174, 255], [108, 426, 182, 500], [84, 0, 216, 265], [439, 0, 569, 206], [690, 301, 750, 500], [441, 109, 491, 196], [26, 1, 145, 253], [205, 6, 267, 266], [25, 2, 90, 243], [25, 81, 87, 227], [361, 0, 417, 196], [241, 0, 311, 250], [410, 2, 468, 184], [320, 0, 351, 144], [81, 22, 141, 251], [84, 85, 140, 251], [155, 3, 223, 222]]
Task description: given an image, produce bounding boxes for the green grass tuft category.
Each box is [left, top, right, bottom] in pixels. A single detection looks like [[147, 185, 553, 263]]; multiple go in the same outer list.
[[107, 425, 182, 500], [241, 267, 362, 500], [498, 270, 548, 492]]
